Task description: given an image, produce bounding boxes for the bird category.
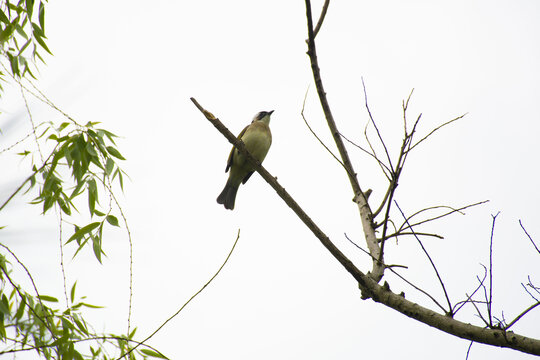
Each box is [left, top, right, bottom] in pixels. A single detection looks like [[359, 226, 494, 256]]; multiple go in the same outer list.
[[217, 110, 274, 210]]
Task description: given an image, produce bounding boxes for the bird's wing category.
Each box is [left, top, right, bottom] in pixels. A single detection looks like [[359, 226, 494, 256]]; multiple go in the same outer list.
[[225, 124, 249, 172]]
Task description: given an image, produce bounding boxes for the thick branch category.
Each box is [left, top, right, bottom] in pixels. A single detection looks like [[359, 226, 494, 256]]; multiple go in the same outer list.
[[304, 0, 383, 280]]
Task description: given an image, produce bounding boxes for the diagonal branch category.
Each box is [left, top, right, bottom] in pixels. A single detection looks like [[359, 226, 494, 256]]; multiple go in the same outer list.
[[519, 220, 540, 254], [118, 229, 241, 359], [193, 97, 540, 355], [408, 113, 467, 152]]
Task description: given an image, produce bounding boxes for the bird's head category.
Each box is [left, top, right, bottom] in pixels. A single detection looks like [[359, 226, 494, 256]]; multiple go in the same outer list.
[[252, 110, 274, 125]]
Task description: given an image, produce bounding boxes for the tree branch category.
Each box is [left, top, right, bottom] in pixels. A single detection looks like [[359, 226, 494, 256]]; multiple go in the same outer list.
[[192, 98, 540, 355], [304, 0, 383, 280]]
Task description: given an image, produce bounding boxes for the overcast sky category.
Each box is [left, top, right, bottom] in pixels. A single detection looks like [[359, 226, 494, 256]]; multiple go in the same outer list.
[[1, 1, 539, 359]]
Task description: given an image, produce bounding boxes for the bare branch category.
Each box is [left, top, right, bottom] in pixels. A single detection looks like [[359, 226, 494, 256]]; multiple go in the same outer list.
[[313, 0, 330, 38], [383, 231, 444, 241], [361, 78, 394, 172], [519, 220, 540, 254], [395, 201, 453, 314], [338, 131, 392, 178], [505, 301, 540, 331], [487, 213, 501, 327], [399, 201, 489, 232], [453, 265, 488, 315], [408, 113, 467, 152], [193, 89, 540, 356], [304, 0, 383, 280], [344, 233, 447, 312], [402, 88, 415, 134], [300, 88, 350, 174], [522, 280, 540, 302]]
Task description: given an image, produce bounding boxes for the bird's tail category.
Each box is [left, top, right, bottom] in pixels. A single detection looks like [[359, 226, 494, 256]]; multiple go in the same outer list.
[[217, 180, 238, 210]]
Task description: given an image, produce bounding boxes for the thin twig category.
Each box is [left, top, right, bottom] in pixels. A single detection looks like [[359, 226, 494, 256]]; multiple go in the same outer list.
[[300, 87, 349, 174], [402, 89, 415, 134], [505, 301, 540, 331], [20, 83, 44, 162], [470, 286, 491, 327], [453, 265, 488, 315], [338, 131, 392, 178], [523, 278, 540, 301], [361, 78, 394, 172], [344, 233, 447, 312], [399, 201, 489, 232], [382, 231, 444, 241], [408, 113, 467, 152], [519, 220, 540, 254], [465, 341, 474, 360], [488, 213, 500, 326], [0, 244, 58, 341], [395, 201, 453, 314], [0, 144, 59, 212], [117, 230, 241, 360]]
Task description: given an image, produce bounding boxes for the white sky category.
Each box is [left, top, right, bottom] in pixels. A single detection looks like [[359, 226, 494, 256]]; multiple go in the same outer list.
[[1, 1, 539, 359]]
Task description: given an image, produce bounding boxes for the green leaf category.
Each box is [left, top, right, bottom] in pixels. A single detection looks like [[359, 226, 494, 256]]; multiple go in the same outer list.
[[97, 128, 118, 144], [87, 178, 97, 215], [31, 22, 44, 38], [93, 209, 105, 217], [0, 24, 15, 43], [70, 281, 77, 303], [7, 52, 20, 77], [57, 121, 70, 132], [67, 222, 100, 243], [140, 349, 168, 359], [14, 23, 28, 39], [0, 295, 10, 315], [79, 302, 103, 309], [92, 231, 103, 263], [38, 1, 45, 31], [73, 317, 88, 335], [37, 295, 58, 302], [0, 10, 9, 24], [26, 0, 35, 19], [17, 38, 31, 56], [117, 169, 124, 191], [32, 27, 52, 55], [86, 141, 98, 157], [105, 157, 115, 175], [58, 196, 72, 215], [15, 295, 26, 319], [106, 146, 125, 160], [106, 215, 119, 227]]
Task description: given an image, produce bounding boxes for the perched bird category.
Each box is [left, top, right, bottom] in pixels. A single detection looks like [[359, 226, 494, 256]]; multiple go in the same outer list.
[[217, 110, 274, 210]]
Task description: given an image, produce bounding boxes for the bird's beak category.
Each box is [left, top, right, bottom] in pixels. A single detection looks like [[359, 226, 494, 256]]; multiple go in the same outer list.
[[268, 110, 275, 115]]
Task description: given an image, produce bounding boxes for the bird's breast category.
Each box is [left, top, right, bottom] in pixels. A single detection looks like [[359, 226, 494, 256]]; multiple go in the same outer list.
[[239, 123, 272, 162]]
